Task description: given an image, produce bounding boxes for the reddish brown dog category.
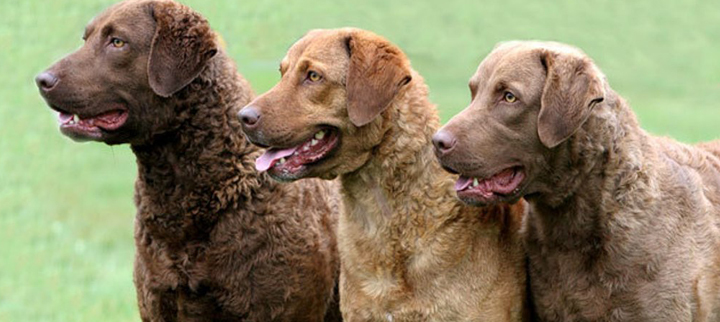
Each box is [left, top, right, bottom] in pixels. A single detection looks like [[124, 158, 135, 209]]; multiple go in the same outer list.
[[240, 28, 529, 322], [36, 1, 341, 321], [434, 41, 720, 321]]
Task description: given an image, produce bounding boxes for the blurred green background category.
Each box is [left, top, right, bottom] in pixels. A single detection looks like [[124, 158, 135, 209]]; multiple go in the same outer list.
[[1, 0, 718, 321]]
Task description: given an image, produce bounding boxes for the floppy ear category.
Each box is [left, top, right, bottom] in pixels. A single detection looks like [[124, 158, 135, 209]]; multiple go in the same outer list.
[[537, 50, 605, 148], [345, 32, 412, 127], [148, 2, 218, 97]]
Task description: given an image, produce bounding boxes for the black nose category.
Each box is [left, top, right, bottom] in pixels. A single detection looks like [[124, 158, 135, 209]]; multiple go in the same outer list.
[[35, 72, 59, 92], [432, 130, 457, 155], [238, 106, 261, 128]]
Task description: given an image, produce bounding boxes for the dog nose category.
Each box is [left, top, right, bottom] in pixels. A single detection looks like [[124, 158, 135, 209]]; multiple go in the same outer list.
[[238, 106, 261, 128], [432, 130, 457, 155], [35, 71, 59, 92]]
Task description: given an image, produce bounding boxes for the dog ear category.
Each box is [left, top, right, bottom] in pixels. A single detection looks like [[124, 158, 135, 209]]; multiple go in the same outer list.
[[537, 49, 605, 148], [345, 31, 412, 127], [148, 2, 218, 97]]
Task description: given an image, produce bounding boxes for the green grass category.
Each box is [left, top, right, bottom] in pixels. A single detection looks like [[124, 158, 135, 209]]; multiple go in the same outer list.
[[1, 0, 718, 320]]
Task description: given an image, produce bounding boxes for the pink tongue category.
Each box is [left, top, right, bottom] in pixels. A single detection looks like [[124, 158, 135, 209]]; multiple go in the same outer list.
[[455, 176, 473, 191], [255, 147, 298, 172], [58, 112, 72, 123]]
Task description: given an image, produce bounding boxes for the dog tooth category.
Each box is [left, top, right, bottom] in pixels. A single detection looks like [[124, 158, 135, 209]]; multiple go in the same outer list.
[[311, 139, 318, 146], [278, 158, 286, 164], [73, 114, 79, 123], [314, 130, 325, 140], [302, 145, 310, 151], [472, 178, 479, 187]]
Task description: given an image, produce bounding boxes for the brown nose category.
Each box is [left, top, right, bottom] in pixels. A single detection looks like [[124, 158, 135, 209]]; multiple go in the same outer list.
[[35, 71, 59, 92], [238, 105, 261, 129], [432, 130, 457, 155]]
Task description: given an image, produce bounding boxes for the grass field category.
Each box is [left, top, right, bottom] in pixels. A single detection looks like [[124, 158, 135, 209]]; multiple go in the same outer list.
[[1, 0, 718, 321]]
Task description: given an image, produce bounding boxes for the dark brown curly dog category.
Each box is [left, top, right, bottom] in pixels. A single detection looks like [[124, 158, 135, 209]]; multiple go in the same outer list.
[[434, 41, 720, 321], [36, 1, 341, 321]]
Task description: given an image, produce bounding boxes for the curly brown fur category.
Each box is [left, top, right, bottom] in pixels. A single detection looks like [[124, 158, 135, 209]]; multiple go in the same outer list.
[[435, 41, 720, 321], [36, 1, 341, 321], [700, 141, 720, 160], [240, 28, 529, 322]]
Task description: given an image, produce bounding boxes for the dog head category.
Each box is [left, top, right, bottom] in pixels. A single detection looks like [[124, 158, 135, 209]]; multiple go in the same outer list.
[[35, 0, 218, 145], [239, 28, 412, 181], [433, 41, 606, 205]]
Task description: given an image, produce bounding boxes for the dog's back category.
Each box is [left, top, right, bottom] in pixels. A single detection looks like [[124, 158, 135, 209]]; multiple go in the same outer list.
[[651, 136, 720, 320]]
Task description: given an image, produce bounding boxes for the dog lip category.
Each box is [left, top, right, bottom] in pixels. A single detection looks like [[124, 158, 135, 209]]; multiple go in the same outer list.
[[59, 119, 105, 142], [257, 126, 340, 175], [441, 165, 459, 175], [49, 104, 71, 115], [249, 140, 270, 149], [457, 188, 524, 206], [54, 105, 129, 142], [49, 102, 128, 121], [256, 125, 338, 150], [457, 185, 527, 206], [455, 165, 526, 204], [456, 164, 524, 183]]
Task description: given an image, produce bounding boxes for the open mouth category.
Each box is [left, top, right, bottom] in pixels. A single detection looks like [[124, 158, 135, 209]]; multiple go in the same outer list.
[[55, 108, 128, 141], [255, 128, 339, 178], [455, 166, 525, 204]]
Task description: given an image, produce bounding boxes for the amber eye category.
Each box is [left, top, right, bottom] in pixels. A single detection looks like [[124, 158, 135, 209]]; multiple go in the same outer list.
[[503, 91, 517, 103], [307, 70, 322, 82], [110, 38, 126, 48]]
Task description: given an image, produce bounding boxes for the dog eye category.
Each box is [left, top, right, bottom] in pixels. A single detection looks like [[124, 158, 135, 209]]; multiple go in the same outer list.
[[503, 91, 517, 103], [110, 37, 126, 48], [307, 70, 322, 82]]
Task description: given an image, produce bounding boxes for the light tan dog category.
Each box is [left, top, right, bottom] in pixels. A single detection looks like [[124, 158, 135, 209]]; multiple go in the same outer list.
[[434, 41, 720, 321], [239, 28, 529, 321]]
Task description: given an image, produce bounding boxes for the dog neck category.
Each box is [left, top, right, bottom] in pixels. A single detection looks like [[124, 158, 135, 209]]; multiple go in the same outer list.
[[528, 89, 651, 248], [339, 72, 515, 248], [336, 73, 525, 309], [130, 53, 270, 242], [340, 73, 447, 219]]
